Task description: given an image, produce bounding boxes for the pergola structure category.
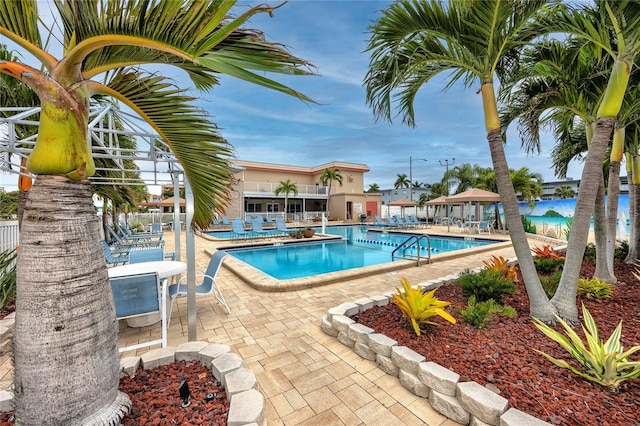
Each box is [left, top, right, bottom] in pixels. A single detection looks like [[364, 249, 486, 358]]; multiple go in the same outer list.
[[0, 105, 203, 341]]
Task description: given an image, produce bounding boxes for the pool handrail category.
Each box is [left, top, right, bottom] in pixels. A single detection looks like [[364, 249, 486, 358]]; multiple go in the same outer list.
[[392, 234, 431, 266]]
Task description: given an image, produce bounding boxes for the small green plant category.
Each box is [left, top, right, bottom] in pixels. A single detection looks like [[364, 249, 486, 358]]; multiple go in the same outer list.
[[583, 243, 596, 262], [521, 215, 536, 234], [540, 271, 562, 297], [532, 304, 640, 391], [457, 296, 515, 329], [456, 269, 517, 304], [0, 248, 17, 310], [577, 278, 614, 300], [534, 257, 564, 274], [392, 278, 456, 336], [614, 240, 629, 261]]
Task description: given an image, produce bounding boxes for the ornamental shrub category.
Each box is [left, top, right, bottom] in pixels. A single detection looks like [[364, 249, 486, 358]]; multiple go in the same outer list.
[[457, 296, 515, 329], [0, 248, 17, 310], [456, 269, 517, 304], [577, 278, 614, 300]]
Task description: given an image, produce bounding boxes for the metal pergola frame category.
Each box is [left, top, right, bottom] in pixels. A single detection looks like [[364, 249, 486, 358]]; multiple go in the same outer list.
[[1, 105, 201, 341]]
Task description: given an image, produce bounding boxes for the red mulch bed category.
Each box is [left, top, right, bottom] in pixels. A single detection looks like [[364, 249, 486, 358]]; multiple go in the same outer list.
[[0, 352, 229, 425], [352, 260, 640, 426]]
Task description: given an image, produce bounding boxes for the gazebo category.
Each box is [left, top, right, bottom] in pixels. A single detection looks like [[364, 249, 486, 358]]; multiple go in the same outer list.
[[445, 188, 501, 226]]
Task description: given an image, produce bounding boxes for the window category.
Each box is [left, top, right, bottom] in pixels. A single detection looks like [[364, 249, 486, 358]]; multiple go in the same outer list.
[[267, 203, 279, 212]]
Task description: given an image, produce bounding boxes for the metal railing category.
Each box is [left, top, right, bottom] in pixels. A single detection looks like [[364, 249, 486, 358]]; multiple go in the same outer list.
[[392, 234, 431, 266], [242, 181, 332, 195], [0, 221, 19, 252]]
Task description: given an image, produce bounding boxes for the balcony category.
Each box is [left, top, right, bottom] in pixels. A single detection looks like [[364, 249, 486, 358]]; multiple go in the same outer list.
[[242, 181, 332, 197]]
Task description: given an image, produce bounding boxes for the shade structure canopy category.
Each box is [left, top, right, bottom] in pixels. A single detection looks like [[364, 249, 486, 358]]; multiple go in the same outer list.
[[157, 196, 186, 207], [388, 198, 418, 207], [445, 188, 501, 204], [424, 195, 448, 206]]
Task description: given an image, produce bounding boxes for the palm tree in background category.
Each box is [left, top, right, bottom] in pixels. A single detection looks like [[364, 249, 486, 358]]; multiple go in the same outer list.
[[511, 167, 543, 208], [554, 185, 577, 199], [367, 183, 380, 192], [394, 173, 410, 189], [319, 168, 343, 214], [365, 0, 557, 320], [274, 179, 299, 219], [0, 1, 314, 423]]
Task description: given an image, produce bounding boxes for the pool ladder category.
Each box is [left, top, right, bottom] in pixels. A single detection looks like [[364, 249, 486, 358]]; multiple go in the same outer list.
[[391, 235, 431, 266]]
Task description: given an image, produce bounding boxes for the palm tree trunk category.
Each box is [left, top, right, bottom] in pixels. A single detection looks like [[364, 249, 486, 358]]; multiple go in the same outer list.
[[605, 160, 621, 279], [14, 175, 130, 424], [625, 167, 636, 263], [593, 180, 615, 282], [487, 130, 556, 320], [551, 117, 615, 322]]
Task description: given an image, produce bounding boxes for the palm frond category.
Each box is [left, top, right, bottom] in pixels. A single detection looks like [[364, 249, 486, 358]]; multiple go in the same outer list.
[[101, 70, 233, 229]]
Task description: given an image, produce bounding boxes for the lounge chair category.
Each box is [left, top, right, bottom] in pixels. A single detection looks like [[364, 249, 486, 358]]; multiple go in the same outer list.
[[110, 271, 167, 352], [393, 215, 410, 228], [118, 221, 163, 241], [373, 215, 391, 228], [274, 218, 290, 238], [107, 225, 165, 249], [231, 218, 253, 241], [102, 240, 129, 266], [168, 251, 230, 319], [249, 218, 272, 240], [221, 215, 230, 226]]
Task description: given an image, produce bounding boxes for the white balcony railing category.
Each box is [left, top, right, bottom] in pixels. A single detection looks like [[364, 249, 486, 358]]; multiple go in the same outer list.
[[242, 181, 332, 196]]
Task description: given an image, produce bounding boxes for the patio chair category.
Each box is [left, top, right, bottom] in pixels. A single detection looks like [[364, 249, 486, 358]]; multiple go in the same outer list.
[[102, 240, 129, 266], [168, 251, 230, 319], [454, 220, 466, 233], [110, 271, 167, 352], [107, 224, 165, 249], [478, 220, 492, 234], [249, 218, 272, 240], [118, 221, 163, 241], [231, 218, 253, 241], [221, 215, 230, 226]]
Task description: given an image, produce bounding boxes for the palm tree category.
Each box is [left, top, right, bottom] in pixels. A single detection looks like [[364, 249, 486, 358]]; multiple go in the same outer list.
[[531, 1, 640, 318], [319, 168, 343, 213], [0, 1, 314, 423], [394, 173, 410, 189], [445, 163, 477, 194], [274, 179, 299, 219], [511, 167, 543, 208], [365, 0, 557, 320], [367, 183, 380, 193], [554, 185, 576, 199]]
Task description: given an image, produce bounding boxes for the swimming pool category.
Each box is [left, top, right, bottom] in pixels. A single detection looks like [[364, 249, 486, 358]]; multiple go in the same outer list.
[[223, 226, 497, 280]]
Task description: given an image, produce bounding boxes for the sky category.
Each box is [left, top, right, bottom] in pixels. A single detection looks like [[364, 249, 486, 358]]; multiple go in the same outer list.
[[1, 0, 585, 193]]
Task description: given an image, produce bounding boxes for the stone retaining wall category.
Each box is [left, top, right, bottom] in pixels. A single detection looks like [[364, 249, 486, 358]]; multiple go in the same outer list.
[[321, 270, 552, 426]]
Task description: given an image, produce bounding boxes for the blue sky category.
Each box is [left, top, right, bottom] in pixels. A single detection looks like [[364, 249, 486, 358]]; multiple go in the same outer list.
[[1, 0, 584, 192]]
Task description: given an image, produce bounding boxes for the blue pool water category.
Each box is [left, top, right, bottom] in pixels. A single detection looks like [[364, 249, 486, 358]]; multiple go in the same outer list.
[[223, 226, 496, 280]]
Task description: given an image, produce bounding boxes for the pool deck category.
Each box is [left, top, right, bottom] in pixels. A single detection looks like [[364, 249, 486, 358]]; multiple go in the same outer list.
[[0, 223, 564, 425]]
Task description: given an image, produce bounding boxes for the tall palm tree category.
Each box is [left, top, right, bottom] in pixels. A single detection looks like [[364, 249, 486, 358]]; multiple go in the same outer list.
[[319, 168, 343, 213], [365, 0, 557, 320], [274, 179, 299, 219], [536, 0, 640, 319], [511, 167, 543, 208], [394, 173, 410, 189], [445, 163, 477, 194], [0, 1, 314, 423]]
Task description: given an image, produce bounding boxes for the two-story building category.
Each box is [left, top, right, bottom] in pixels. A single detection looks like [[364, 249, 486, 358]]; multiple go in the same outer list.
[[225, 160, 381, 221]]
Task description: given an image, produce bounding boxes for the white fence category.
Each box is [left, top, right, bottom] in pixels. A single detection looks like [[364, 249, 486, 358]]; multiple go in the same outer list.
[[0, 221, 19, 252]]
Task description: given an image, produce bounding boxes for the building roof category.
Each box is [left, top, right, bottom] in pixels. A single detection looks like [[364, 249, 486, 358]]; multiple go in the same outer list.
[[232, 159, 370, 174]]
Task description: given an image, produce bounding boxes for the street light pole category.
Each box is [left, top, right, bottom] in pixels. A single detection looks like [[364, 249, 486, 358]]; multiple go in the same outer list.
[[439, 158, 455, 231], [409, 156, 428, 201]]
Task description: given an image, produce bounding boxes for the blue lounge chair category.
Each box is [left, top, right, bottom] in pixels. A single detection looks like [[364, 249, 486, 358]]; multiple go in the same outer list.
[[106, 224, 165, 249], [274, 218, 290, 238], [249, 218, 272, 240], [373, 215, 391, 228], [231, 218, 253, 241], [102, 241, 129, 266], [168, 251, 230, 318], [222, 215, 230, 226]]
